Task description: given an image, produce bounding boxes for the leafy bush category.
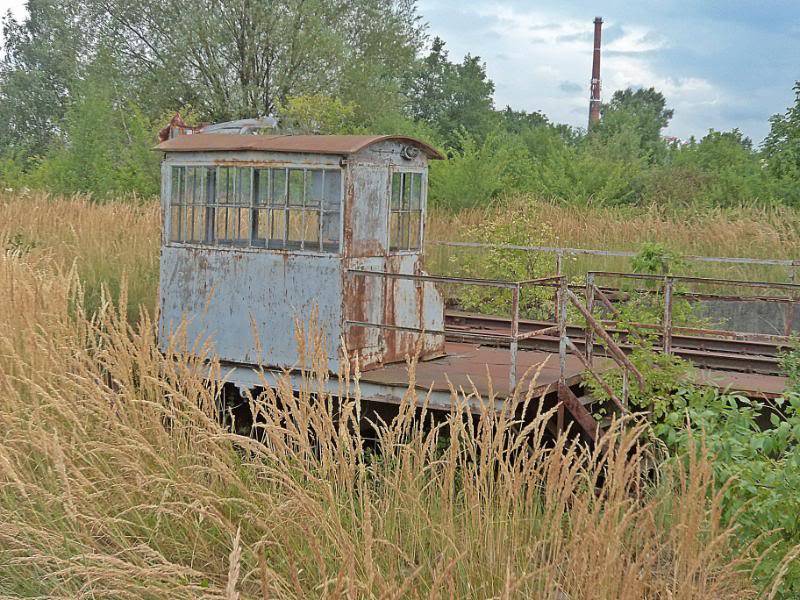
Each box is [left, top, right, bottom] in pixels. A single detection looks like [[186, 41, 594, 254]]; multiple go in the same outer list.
[[277, 95, 358, 134], [780, 340, 800, 394], [452, 202, 557, 319], [656, 387, 800, 597], [428, 130, 532, 210]]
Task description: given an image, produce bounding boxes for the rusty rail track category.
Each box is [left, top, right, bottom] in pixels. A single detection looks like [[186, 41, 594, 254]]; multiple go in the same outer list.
[[444, 310, 788, 375]]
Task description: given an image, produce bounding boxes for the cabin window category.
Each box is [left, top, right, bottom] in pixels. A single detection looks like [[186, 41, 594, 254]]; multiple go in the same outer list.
[[389, 172, 423, 252], [169, 166, 215, 244], [216, 166, 253, 246], [252, 167, 341, 252], [169, 165, 341, 253]]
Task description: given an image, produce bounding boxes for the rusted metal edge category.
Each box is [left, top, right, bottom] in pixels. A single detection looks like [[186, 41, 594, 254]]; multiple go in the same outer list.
[[589, 271, 800, 291], [564, 337, 627, 415], [155, 133, 445, 160], [517, 325, 560, 341], [558, 383, 601, 442], [565, 288, 646, 391]]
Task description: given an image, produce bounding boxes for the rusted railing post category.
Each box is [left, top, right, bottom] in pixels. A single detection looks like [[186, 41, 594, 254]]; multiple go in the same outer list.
[[557, 276, 568, 434], [663, 276, 674, 355], [585, 273, 595, 367], [786, 263, 798, 336], [622, 369, 629, 408], [554, 250, 564, 321], [510, 283, 520, 393]]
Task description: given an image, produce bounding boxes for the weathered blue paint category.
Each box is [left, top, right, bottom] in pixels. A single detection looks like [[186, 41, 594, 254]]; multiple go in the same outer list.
[[157, 134, 446, 376]]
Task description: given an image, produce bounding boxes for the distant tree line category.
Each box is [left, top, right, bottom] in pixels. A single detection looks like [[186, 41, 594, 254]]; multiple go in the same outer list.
[[1, 0, 799, 208]]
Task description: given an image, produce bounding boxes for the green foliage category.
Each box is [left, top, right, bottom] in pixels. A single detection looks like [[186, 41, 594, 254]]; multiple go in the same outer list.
[[453, 203, 556, 319], [277, 95, 358, 134], [527, 133, 645, 205], [587, 341, 694, 416], [631, 242, 686, 275], [652, 129, 776, 207], [429, 130, 531, 210], [406, 37, 496, 149], [0, 0, 89, 156], [780, 339, 800, 394], [24, 58, 160, 198], [763, 81, 800, 205], [616, 242, 708, 329], [596, 87, 673, 162], [655, 387, 800, 597]]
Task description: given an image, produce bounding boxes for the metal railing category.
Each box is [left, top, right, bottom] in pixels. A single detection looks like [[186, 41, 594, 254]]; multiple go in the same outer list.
[[344, 269, 646, 410], [345, 269, 562, 392], [556, 277, 644, 414], [585, 272, 800, 351]]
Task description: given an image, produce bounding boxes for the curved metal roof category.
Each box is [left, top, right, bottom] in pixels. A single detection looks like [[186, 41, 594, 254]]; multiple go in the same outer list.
[[154, 133, 444, 159]]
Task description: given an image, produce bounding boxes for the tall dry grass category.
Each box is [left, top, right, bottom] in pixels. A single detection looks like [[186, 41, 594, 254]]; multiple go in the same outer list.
[[0, 190, 160, 318], [428, 197, 800, 258], [428, 197, 800, 282], [2, 190, 798, 325], [0, 226, 777, 597]]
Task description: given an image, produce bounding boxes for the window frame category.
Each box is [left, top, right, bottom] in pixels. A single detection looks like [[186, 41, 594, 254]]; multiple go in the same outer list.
[[164, 159, 344, 256], [387, 168, 426, 255]]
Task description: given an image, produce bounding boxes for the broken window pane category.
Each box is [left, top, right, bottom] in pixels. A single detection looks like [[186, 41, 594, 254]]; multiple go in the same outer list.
[[268, 209, 287, 249], [402, 173, 412, 211]]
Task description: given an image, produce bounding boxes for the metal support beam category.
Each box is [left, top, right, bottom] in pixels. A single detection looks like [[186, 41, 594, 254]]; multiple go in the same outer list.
[[510, 284, 520, 393], [663, 276, 674, 355], [585, 273, 595, 367]]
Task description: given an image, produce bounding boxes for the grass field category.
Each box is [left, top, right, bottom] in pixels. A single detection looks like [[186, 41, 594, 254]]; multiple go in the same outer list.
[[427, 197, 800, 283], [0, 191, 796, 596], [3, 191, 798, 321]]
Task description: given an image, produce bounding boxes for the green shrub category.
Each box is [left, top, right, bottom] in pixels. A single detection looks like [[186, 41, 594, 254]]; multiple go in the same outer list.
[[452, 202, 557, 319], [656, 387, 800, 598], [428, 129, 532, 210]]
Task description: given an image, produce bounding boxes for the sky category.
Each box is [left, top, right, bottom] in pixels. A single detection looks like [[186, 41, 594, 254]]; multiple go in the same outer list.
[[1, 0, 798, 143], [419, 0, 800, 143]]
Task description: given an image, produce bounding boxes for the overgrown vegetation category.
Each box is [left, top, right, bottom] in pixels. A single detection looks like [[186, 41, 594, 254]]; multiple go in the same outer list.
[[0, 197, 783, 598], [3, 0, 800, 594], [2, 192, 800, 596], [2, 4, 800, 209]]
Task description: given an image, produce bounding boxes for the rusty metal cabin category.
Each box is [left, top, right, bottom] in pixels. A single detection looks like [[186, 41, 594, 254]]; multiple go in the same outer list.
[[155, 130, 446, 375], [154, 125, 797, 444]]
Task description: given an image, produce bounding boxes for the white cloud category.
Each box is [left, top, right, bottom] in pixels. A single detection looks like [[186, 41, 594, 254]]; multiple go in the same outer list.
[[429, 2, 723, 137], [0, 0, 26, 22]]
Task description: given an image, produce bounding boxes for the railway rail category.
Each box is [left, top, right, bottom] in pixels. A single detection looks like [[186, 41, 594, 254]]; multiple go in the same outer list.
[[444, 310, 788, 375]]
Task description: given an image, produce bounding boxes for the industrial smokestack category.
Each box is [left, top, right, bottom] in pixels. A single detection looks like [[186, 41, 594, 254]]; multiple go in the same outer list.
[[588, 16, 603, 130]]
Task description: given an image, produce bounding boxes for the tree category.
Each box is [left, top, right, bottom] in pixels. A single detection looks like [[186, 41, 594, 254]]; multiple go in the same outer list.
[[406, 37, 495, 148], [1, 0, 423, 139], [597, 87, 674, 161], [27, 54, 160, 197], [0, 0, 89, 155], [763, 81, 800, 184], [87, 0, 423, 121], [276, 95, 358, 134]]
